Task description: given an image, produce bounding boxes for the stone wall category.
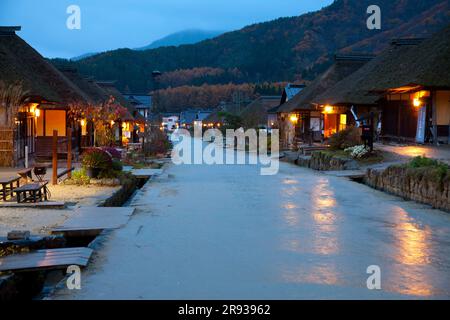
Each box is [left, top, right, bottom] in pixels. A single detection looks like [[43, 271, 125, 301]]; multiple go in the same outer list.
[[365, 166, 450, 212], [296, 151, 359, 171]]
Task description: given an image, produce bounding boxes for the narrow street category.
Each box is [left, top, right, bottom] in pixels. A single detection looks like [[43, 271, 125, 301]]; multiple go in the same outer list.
[[54, 154, 450, 299]]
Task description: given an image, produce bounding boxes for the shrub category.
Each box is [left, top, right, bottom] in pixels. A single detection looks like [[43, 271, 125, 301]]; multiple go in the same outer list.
[[70, 169, 90, 185], [405, 156, 449, 184], [82, 148, 112, 169], [144, 129, 172, 156], [328, 127, 361, 150], [408, 156, 440, 168], [102, 147, 122, 160], [112, 160, 123, 171]]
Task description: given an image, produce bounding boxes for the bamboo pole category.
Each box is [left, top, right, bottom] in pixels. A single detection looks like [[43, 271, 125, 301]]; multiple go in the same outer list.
[[52, 130, 58, 185]]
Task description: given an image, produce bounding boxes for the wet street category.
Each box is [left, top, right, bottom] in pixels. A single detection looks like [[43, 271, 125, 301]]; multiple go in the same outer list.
[[54, 153, 450, 299]]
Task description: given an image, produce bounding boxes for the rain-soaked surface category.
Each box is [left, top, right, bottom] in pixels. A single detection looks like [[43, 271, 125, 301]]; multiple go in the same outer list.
[[54, 149, 450, 299]]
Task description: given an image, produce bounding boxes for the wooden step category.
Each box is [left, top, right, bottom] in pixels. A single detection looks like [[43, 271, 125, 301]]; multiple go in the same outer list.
[[0, 247, 93, 272]]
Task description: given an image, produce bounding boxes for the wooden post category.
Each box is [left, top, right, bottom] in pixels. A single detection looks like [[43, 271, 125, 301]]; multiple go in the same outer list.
[[431, 91, 438, 145], [67, 127, 72, 179], [52, 130, 58, 185]]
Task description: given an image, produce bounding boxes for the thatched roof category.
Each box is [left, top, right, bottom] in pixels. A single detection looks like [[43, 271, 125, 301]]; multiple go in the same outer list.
[[240, 95, 281, 128], [96, 81, 144, 122], [59, 67, 109, 104], [0, 28, 89, 105], [317, 24, 450, 105], [204, 102, 244, 123], [277, 54, 373, 113]]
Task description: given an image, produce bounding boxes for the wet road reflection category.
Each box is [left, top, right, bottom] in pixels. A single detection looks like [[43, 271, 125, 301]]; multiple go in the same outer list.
[[54, 159, 450, 299]]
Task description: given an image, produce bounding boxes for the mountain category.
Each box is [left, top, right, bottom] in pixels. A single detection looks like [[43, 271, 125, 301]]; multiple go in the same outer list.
[[134, 29, 225, 50], [71, 52, 98, 61], [55, 0, 450, 93]]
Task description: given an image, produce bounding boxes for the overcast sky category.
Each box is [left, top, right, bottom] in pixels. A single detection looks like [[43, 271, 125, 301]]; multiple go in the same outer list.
[[0, 0, 332, 59]]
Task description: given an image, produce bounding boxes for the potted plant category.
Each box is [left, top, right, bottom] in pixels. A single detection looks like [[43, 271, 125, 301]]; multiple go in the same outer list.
[[82, 148, 112, 178]]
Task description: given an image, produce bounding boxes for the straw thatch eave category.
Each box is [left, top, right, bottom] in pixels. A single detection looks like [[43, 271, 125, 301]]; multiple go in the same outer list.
[[317, 24, 450, 106], [277, 56, 372, 113], [0, 32, 90, 105], [59, 67, 109, 104]]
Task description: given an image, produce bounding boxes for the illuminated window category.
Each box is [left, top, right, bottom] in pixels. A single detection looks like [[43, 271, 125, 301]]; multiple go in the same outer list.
[[45, 110, 66, 136], [339, 114, 347, 131]]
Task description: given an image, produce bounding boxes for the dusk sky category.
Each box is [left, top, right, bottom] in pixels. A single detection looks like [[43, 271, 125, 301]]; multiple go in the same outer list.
[[0, 0, 332, 59]]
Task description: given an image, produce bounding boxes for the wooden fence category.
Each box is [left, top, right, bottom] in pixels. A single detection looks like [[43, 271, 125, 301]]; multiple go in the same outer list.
[[0, 127, 14, 167]]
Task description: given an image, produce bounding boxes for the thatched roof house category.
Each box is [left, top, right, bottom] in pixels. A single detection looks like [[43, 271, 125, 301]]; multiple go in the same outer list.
[[277, 54, 373, 113], [96, 81, 144, 122], [317, 24, 450, 106], [0, 27, 89, 106], [59, 67, 109, 104], [240, 95, 281, 128]]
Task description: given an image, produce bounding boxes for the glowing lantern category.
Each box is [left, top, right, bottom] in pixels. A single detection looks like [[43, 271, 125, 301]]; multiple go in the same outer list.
[[34, 108, 41, 118], [413, 98, 421, 107], [290, 115, 298, 123], [324, 105, 333, 114], [80, 119, 86, 127]]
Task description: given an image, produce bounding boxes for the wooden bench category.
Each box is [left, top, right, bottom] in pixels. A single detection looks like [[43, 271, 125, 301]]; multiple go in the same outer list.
[[17, 168, 33, 182], [14, 181, 49, 203], [0, 176, 21, 201]]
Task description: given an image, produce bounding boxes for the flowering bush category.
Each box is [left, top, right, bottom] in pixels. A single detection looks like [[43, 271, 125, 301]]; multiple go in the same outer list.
[[81, 148, 112, 169], [344, 145, 370, 159], [101, 147, 122, 160]]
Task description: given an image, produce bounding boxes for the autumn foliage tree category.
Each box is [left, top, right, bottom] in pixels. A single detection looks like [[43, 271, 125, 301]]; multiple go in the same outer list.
[[68, 96, 129, 146]]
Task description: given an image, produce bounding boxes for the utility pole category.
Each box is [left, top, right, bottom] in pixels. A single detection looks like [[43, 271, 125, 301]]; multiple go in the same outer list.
[[152, 70, 162, 114]]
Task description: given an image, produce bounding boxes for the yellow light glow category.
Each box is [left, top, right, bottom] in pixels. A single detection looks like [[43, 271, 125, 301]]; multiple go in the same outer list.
[[34, 108, 41, 118], [290, 115, 298, 123], [217, 123, 221, 127], [80, 119, 86, 127], [110, 120, 115, 126], [413, 98, 421, 107], [324, 105, 333, 114]]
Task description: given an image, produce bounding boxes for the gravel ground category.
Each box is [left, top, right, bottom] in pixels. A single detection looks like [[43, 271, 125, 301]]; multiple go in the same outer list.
[[0, 185, 120, 236]]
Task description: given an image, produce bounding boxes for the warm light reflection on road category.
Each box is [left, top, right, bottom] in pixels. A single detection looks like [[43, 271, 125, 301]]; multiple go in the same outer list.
[[311, 179, 339, 255], [282, 263, 340, 286], [388, 207, 434, 297]]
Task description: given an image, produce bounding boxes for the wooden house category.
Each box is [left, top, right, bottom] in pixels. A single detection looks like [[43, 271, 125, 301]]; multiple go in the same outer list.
[[267, 84, 305, 130], [276, 55, 373, 148], [239, 95, 281, 129], [317, 24, 450, 144], [0, 26, 90, 166], [96, 81, 145, 145]]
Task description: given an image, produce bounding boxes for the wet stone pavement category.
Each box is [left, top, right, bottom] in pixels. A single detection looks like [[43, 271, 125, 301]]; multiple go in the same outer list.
[[53, 157, 450, 299]]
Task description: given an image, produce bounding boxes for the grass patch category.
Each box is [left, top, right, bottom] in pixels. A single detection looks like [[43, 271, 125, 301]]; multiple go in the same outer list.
[[404, 156, 449, 184]]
